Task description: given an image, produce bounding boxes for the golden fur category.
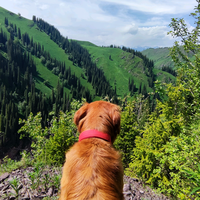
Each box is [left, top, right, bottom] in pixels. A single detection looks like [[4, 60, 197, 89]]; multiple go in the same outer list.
[[59, 101, 124, 200]]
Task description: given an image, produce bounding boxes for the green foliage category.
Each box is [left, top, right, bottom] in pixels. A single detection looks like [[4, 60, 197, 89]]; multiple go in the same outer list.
[[114, 100, 139, 167], [43, 110, 78, 165], [114, 95, 150, 168], [18, 99, 83, 165], [28, 162, 62, 193], [130, 85, 184, 180], [168, 2, 200, 118], [183, 164, 200, 197], [18, 112, 48, 160], [128, 83, 193, 198], [0, 151, 32, 175], [28, 162, 44, 190], [43, 99, 83, 165], [43, 197, 59, 200], [158, 126, 200, 199], [127, 2, 200, 199], [145, 121, 200, 199], [9, 177, 21, 198]]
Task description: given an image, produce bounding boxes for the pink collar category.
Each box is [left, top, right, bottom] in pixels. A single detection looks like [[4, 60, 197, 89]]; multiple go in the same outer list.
[[79, 129, 111, 143]]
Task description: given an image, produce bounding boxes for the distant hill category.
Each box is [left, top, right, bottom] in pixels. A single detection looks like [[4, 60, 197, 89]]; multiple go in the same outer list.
[[142, 47, 174, 69], [77, 42, 177, 95], [142, 47, 194, 69], [132, 46, 153, 52]]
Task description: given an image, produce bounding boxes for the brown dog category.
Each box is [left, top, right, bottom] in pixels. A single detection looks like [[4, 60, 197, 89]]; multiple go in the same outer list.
[[59, 101, 124, 200]]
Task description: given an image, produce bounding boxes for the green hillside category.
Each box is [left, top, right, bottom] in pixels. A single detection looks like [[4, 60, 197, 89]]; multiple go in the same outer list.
[[76, 40, 148, 96], [77, 41, 177, 95], [0, 6, 177, 99], [0, 6, 94, 96], [142, 47, 194, 69], [142, 47, 174, 69], [1, 6, 177, 151], [153, 68, 176, 84]]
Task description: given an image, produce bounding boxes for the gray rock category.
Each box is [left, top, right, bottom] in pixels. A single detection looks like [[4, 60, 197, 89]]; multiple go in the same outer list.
[[0, 183, 5, 190], [123, 183, 131, 192], [2, 184, 10, 191], [46, 186, 53, 196], [0, 172, 9, 183], [0, 167, 170, 200]]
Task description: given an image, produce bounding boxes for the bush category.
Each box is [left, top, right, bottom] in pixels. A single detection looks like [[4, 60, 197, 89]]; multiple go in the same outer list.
[[155, 122, 200, 199], [18, 99, 84, 166], [114, 99, 140, 168], [43, 111, 78, 165], [128, 84, 190, 196]]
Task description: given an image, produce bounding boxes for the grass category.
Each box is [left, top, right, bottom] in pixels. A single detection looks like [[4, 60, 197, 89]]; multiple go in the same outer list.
[[153, 68, 176, 83], [0, 152, 32, 176], [0, 6, 95, 97], [0, 6, 176, 98], [142, 47, 174, 69], [142, 47, 195, 69], [0, 151, 61, 199], [77, 42, 153, 96]]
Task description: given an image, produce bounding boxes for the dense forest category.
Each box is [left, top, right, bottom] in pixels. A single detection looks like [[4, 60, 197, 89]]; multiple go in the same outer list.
[[34, 17, 117, 99], [0, 16, 121, 150]]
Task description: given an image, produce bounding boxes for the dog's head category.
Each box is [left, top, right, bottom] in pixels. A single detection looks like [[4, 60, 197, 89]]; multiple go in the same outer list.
[[74, 101, 121, 143]]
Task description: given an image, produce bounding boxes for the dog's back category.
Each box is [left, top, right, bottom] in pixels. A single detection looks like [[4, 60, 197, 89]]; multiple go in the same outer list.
[[60, 139, 124, 200], [60, 101, 124, 200]]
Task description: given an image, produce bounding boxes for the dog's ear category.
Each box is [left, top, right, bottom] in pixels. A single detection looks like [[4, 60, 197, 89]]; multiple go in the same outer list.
[[74, 103, 89, 126], [111, 105, 121, 136]]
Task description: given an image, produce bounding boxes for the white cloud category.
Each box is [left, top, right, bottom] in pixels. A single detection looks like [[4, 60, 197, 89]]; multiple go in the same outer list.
[[126, 24, 139, 35], [101, 0, 197, 14], [39, 4, 49, 10], [0, 0, 198, 48]]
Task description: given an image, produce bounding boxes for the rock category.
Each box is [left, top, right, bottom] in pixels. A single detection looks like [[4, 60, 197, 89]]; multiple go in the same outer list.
[[0, 172, 9, 183], [0, 167, 170, 200], [0, 183, 5, 190], [17, 183, 23, 191], [20, 186, 27, 196], [123, 183, 131, 192], [23, 191, 30, 199], [46, 186, 53, 196], [2, 183, 10, 191]]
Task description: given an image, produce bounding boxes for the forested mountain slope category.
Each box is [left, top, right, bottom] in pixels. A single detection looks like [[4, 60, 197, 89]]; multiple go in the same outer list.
[[0, 6, 175, 150], [77, 41, 177, 96], [77, 41, 150, 96], [0, 6, 95, 97]]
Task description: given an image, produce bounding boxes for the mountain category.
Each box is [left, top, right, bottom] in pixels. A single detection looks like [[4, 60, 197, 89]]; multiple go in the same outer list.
[[142, 47, 174, 69], [0, 6, 176, 150], [142, 47, 194, 69], [76, 41, 154, 96], [132, 46, 153, 52]]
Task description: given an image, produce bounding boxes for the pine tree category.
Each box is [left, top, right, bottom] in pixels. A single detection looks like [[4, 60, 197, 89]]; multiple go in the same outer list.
[[32, 15, 36, 22]]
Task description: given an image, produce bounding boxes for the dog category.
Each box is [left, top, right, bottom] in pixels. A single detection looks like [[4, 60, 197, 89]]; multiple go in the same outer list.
[[59, 100, 124, 200]]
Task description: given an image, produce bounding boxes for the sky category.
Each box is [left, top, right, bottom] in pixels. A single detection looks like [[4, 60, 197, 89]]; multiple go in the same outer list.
[[1, 0, 198, 49]]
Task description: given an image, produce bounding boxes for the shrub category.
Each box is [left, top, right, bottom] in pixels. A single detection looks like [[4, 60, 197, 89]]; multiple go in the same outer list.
[[18, 99, 84, 166], [43, 110, 78, 165]]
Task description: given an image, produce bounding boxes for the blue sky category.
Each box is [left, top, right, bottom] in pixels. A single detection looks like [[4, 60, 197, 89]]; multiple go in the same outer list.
[[1, 0, 197, 48]]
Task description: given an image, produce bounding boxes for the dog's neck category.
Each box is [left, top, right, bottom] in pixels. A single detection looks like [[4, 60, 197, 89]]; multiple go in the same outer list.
[[79, 129, 112, 143]]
